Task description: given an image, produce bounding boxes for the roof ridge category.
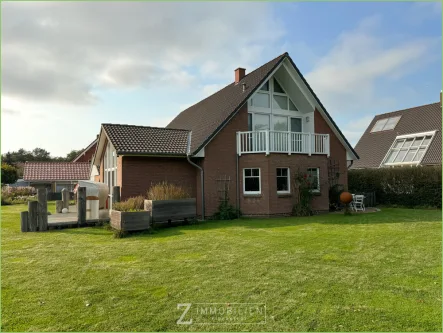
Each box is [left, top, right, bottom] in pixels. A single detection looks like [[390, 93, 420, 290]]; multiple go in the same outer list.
[[102, 123, 190, 132], [174, 52, 288, 115], [375, 102, 440, 117]]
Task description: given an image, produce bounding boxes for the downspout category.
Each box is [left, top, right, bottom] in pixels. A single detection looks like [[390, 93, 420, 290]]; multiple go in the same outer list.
[[186, 132, 205, 220], [236, 153, 240, 218], [347, 160, 354, 169]]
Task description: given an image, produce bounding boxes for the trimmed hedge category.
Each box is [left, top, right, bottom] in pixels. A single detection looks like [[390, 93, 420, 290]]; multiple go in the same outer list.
[[349, 166, 441, 208]]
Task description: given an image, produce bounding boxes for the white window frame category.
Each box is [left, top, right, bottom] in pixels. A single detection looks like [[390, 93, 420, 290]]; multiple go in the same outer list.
[[371, 116, 401, 133], [248, 113, 303, 133], [276, 167, 290, 194], [243, 168, 261, 195], [307, 167, 320, 192], [380, 131, 436, 167], [249, 76, 300, 116]]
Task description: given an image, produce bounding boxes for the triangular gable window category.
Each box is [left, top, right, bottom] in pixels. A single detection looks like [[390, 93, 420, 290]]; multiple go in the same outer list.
[[273, 78, 285, 93]]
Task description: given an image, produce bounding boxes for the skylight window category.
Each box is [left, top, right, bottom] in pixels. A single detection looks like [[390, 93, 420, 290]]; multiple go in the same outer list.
[[371, 116, 401, 132], [381, 131, 436, 166]]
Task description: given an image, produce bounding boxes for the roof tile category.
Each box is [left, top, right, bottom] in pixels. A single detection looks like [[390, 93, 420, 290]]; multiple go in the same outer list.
[[23, 162, 90, 181], [353, 102, 441, 168], [102, 124, 189, 155]]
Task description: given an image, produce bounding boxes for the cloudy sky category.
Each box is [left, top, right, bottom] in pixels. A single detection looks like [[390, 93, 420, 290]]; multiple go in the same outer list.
[[2, 1, 441, 156]]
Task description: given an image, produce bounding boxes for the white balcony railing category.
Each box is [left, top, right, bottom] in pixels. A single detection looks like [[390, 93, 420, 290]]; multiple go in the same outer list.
[[237, 130, 330, 156]]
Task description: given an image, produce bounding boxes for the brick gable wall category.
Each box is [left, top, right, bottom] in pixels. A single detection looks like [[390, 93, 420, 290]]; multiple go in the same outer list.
[[74, 142, 97, 163], [314, 108, 348, 187], [120, 156, 196, 201]]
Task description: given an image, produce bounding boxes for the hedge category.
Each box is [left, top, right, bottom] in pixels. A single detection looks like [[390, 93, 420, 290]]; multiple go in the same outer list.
[[348, 166, 441, 208]]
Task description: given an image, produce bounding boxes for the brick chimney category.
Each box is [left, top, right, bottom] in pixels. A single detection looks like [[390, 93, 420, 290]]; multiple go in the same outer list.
[[235, 68, 246, 84]]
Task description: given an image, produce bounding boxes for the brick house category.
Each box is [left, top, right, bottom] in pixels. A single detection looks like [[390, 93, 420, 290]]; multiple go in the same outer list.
[[72, 137, 98, 163], [23, 162, 90, 194], [92, 52, 359, 217]]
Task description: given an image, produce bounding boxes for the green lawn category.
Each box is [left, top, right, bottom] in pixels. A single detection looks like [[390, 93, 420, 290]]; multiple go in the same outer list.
[[1, 203, 441, 332]]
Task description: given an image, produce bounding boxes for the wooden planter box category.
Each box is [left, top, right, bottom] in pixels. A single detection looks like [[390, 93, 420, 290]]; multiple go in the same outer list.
[[110, 210, 151, 231], [144, 198, 196, 223]]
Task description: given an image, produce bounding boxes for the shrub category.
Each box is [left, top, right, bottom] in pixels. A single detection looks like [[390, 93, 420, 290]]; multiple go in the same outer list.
[[1, 186, 36, 205], [349, 166, 441, 209], [113, 196, 145, 212], [292, 171, 314, 217], [147, 181, 190, 200], [1, 163, 18, 185], [213, 201, 240, 220]]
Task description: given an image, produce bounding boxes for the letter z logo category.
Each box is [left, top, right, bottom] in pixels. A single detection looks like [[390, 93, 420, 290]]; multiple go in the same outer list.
[[177, 303, 192, 325]]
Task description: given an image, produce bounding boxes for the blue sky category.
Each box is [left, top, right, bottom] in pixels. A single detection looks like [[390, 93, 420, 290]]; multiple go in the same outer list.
[[2, 1, 441, 156]]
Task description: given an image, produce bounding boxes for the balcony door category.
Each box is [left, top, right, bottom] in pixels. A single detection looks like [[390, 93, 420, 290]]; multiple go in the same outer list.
[[291, 117, 303, 152]]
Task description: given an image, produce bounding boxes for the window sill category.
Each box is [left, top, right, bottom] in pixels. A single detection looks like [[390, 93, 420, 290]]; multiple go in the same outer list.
[[243, 193, 262, 198], [310, 190, 321, 196], [277, 193, 292, 198]]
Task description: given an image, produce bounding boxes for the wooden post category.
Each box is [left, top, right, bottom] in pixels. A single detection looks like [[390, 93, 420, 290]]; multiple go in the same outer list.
[[20, 211, 29, 232], [55, 200, 63, 213], [61, 188, 69, 209], [37, 188, 48, 231], [112, 186, 121, 204], [28, 201, 38, 232], [77, 186, 86, 225]]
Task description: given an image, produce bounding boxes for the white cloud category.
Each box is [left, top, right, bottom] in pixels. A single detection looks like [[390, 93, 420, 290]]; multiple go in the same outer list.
[[304, 15, 440, 146], [342, 116, 374, 146], [305, 15, 439, 115], [2, 2, 285, 105]]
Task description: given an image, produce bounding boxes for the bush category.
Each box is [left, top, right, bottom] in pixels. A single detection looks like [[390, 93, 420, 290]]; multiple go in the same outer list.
[[147, 181, 190, 200], [1, 163, 18, 185], [1, 186, 36, 205], [213, 201, 240, 220], [349, 166, 441, 209], [113, 196, 145, 212]]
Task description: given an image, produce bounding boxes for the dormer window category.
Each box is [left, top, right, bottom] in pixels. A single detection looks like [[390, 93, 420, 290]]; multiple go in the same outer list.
[[381, 131, 436, 166]]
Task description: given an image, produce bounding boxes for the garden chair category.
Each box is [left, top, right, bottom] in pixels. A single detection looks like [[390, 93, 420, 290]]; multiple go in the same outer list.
[[353, 194, 365, 212]]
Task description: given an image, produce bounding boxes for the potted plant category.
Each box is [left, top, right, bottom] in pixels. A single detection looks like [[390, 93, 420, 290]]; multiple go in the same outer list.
[[110, 196, 151, 231], [144, 182, 196, 223]]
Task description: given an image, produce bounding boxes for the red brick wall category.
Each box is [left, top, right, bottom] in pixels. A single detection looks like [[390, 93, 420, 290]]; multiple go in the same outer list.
[[314, 108, 348, 187], [238, 154, 329, 216], [196, 105, 248, 217], [120, 156, 197, 200], [74, 142, 97, 163]]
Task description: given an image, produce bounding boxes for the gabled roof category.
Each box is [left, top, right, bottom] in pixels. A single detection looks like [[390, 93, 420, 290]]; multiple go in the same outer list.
[[167, 53, 286, 154], [167, 52, 358, 159], [102, 124, 190, 155], [23, 162, 90, 181], [72, 137, 98, 162], [352, 102, 441, 168]]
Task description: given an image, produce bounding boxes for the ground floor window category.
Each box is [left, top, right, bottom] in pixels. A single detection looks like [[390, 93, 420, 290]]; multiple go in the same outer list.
[[276, 168, 290, 193], [243, 168, 261, 194], [307, 168, 320, 192]]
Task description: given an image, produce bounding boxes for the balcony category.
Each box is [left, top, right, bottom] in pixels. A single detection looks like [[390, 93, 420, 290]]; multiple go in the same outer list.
[[237, 131, 330, 156]]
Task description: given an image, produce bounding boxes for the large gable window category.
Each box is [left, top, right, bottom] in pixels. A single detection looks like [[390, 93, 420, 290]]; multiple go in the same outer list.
[[250, 77, 298, 112], [104, 141, 117, 194], [381, 132, 435, 166], [272, 78, 298, 111], [371, 116, 401, 132]]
